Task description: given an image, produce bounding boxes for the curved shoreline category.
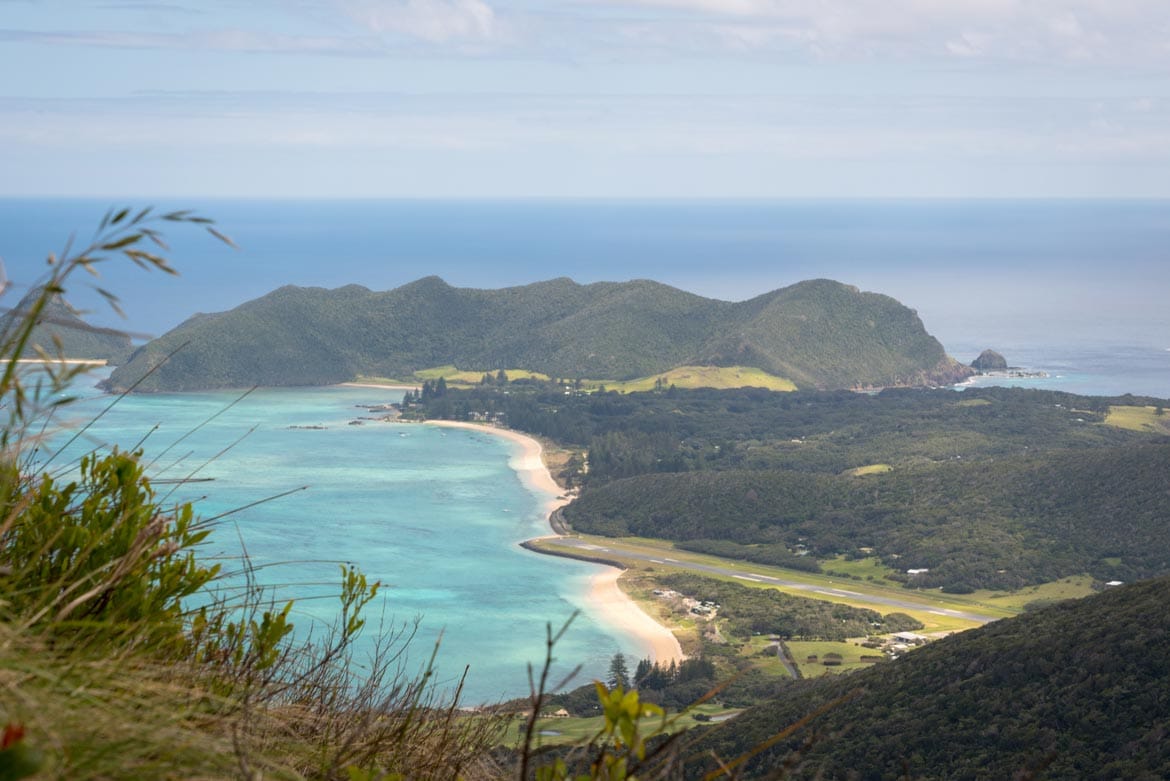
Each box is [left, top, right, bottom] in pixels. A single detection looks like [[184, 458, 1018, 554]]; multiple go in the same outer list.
[[423, 419, 684, 665]]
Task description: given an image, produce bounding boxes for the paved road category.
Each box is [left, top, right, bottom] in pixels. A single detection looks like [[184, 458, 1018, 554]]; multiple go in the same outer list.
[[771, 641, 801, 679], [548, 537, 997, 625]]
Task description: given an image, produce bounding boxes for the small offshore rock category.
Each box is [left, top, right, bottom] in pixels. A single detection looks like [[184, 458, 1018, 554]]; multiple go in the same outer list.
[[971, 349, 1008, 372]]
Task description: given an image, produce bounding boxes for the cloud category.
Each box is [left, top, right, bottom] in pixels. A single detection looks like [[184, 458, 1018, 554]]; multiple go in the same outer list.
[[95, 2, 203, 14], [0, 26, 381, 55], [597, 0, 1170, 64], [0, 0, 501, 55], [338, 0, 497, 43], [7, 90, 1168, 165]]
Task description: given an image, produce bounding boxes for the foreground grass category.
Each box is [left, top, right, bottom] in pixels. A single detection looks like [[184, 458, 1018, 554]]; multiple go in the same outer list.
[[0, 628, 246, 778]]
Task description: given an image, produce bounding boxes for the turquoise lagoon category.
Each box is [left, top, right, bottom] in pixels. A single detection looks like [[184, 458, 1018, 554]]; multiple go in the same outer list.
[[46, 382, 642, 704]]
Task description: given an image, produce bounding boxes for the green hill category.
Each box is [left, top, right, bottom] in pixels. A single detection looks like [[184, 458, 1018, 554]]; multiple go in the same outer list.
[[1, 287, 133, 364], [700, 279, 958, 389], [105, 277, 972, 392], [563, 441, 1170, 590], [691, 574, 1170, 779]]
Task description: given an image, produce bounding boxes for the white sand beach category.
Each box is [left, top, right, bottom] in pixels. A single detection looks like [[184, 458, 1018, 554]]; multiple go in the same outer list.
[[587, 570, 685, 666], [423, 419, 684, 665]]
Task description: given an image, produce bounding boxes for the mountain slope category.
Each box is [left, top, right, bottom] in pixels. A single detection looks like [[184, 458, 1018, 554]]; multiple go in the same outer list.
[[693, 575, 1170, 779], [1, 287, 133, 364], [106, 277, 972, 392], [699, 280, 961, 389]]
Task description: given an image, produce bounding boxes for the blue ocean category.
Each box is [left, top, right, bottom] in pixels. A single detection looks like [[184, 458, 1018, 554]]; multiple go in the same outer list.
[[5, 199, 1169, 702], [2, 198, 1167, 396], [44, 383, 623, 705]]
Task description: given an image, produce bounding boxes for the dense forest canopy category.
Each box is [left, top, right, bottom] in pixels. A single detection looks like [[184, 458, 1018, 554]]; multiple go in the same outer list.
[[690, 575, 1170, 779], [410, 383, 1170, 591]]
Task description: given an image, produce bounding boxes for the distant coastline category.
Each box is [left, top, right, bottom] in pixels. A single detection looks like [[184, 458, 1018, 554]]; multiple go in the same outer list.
[[422, 419, 685, 666]]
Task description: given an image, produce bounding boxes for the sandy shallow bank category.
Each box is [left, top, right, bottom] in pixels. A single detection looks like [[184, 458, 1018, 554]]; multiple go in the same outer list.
[[423, 419, 684, 665]]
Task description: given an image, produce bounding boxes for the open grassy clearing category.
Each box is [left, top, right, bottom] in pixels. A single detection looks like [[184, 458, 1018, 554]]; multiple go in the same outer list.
[[843, 463, 893, 476], [354, 367, 557, 387], [348, 374, 419, 387], [582, 366, 797, 393], [964, 574, 1098, 611], [1105, 405, 1170, 434], [787, 641, 885, 678], [523, 703, 740, 748], [363, 364, 797, 393], [820, 555, 898, 580], [739, 636, 799, 678], [413, 365, 554, 384]]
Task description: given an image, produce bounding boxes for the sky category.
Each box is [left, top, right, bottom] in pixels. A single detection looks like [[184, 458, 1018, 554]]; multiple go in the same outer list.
[[2, 0, 1169, 198]]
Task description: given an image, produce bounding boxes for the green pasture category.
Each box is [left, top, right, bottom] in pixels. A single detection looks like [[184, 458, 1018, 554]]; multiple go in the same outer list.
[[965, 574, 1097, 611], [843, 464, 893, 476], [358, 364, 796, 393], [412, 365, 552, 384], [521, 702, 740, 748], [1105, 405, 1170, 434], [820, 555, 898, 581], [583, 366, 796, 393], [787, 640, 885, 677]]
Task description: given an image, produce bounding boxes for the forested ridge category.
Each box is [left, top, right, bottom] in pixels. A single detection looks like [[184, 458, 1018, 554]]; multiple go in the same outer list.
[[1, 287, 132, 364], [105, 277, 970, 391], [410, 382, 1170, 591], [689, 575, 1170, 779]]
